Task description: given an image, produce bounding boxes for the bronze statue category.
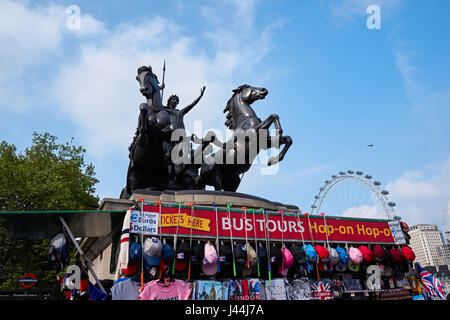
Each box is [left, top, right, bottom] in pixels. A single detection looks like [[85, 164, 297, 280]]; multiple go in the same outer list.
[[122, 64, 292, 198], [164, 87, 208, 190], [125, 66, 170, 195], [197, 84, 292, 192]]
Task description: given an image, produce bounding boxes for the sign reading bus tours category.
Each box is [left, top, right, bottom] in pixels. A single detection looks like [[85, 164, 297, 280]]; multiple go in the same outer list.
[[131, 204, 397, 244]]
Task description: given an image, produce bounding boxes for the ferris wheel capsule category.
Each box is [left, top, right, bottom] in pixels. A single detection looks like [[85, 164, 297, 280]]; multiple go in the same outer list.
[[347, 170, 354, 174], [365, 175, 372, 179], [356, 171, 363, 175], [332, 175, 337, 179], [325, 180, 330, 184], [381, 190, 389, 195], [314, 195, 320, 199], [373, 181, 381, 186], [388, 202, 396, 207], [339, 171, 346, 175]]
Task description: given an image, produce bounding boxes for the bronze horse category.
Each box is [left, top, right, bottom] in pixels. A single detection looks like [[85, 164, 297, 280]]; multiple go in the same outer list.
[[197, 84, 292, 192], [125, 66, 171, 195], [125, 66, 211, 196]]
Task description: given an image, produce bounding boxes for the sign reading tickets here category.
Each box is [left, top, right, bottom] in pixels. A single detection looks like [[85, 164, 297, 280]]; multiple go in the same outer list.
[[138, 204, 399, 244]]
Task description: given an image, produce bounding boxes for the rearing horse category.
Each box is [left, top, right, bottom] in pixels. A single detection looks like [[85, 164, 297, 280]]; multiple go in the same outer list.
[[125, 66, 171, 195], [198, 84, 292, 192]]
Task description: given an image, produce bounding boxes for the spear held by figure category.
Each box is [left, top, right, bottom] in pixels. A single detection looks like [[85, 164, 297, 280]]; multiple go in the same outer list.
[[161, 60, 166, 101]]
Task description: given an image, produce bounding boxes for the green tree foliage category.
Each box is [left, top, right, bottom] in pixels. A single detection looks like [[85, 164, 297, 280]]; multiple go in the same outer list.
[[0, 132, 99, 290]]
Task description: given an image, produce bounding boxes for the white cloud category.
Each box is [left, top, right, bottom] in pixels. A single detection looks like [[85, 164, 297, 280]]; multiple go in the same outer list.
[[342, 204, 385, 219], [386, 158, 450, 227], [0, 0, 105, 112], [50, 0, 283, 157]]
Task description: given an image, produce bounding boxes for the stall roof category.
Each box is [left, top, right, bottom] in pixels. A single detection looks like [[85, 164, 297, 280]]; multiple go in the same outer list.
[[0, 210, 127, 240]]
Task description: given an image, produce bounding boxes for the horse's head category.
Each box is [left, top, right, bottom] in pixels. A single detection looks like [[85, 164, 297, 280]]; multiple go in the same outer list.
[[136, 65, 156, 99], [232, 84, 268, 105]]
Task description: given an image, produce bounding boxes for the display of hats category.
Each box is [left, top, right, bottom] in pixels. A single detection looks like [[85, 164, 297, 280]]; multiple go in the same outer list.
[[314, 245, 329, 260], [335, 260, 347, 272], [358, 246, 373, 263], [191, 241, 204, 264], [389, 248, 405, 263], [144, 237, 163, 257], [269, 244, 282, 276], [240, 243, 257, 277], [336, 246, 349, 264], [218, 242, 232, 266], [401, 246, 416, 262], [384, 246, 395, 266], [257, 244, 268, 275], [234, 243, 247, 266], [258, 244, 268, 264], [122, 261, 140, 276], [175, 240, 189, 271], [348, 247, 363, 264], [218, 242, 232, 268], [289, 244, 307, 266], [202, 241, 218, 276], [329, 247, 340, 266], [129, 242, 142, 263], [279, 247, 294, 276], [144, 253, 161, 269], [143, 237, 163, 268], [372, 244, 386, 262], [303, 244, 317, 263], [347, 260, 360, 272], [161, 243, 175, 266], [246, 244, 258, 266]]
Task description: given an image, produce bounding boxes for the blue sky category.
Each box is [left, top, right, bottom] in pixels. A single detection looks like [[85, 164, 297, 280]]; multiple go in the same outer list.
[[1, 0, 449, 231]]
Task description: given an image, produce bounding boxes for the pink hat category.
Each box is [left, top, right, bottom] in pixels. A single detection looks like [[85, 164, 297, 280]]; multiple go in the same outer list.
[[348, 247, 363, 264], [202, 242, 218, 275], [279, 247, 294, 276]]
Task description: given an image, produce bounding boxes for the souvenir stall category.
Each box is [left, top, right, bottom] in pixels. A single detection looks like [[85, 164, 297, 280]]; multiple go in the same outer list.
[[108, 201, 419, 301]]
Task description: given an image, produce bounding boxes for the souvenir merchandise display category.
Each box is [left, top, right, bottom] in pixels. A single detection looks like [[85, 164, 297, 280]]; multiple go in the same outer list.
[[286, 278, 312, 300], [194, 280, 229, 300], [100, 202, 423, 301], [260, 278, 286, 300], [229, 279, 261, 300], [139, 279, 191, 300], [309, 279, 334, 300], [111, 278, 141, 300]]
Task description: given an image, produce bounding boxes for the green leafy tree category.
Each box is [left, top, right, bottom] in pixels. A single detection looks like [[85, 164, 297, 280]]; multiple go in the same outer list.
[[0, 132, 99, 290]]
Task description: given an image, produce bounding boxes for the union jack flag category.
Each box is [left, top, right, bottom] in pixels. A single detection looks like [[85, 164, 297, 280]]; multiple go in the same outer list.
[[415, 263, 447, 300], [310, 280, 333, 300]]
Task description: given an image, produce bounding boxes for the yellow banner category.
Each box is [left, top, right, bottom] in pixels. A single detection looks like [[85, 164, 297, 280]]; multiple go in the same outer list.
[[160, 213, 211, 232]]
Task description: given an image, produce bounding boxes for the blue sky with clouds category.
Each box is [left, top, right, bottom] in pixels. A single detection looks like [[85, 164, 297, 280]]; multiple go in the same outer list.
[[1, 0, 449, 230]]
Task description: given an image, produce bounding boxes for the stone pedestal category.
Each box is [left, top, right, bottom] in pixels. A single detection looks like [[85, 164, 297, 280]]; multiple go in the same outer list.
[[106, 189, 299, 212]]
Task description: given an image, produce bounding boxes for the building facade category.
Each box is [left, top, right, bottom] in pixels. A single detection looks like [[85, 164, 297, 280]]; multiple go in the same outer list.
[[409, 224, 446, 268]]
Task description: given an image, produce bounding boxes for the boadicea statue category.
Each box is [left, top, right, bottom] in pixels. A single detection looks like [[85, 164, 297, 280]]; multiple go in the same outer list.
[[122, 63, 292, 198]]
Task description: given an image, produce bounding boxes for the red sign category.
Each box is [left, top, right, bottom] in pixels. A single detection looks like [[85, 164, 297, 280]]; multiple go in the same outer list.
[[20, 273, 37, 288], [142, 204, 395, 244]]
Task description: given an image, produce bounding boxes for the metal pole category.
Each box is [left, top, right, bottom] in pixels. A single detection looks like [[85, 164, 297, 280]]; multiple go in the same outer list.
[[58, 216, 107, 295]]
